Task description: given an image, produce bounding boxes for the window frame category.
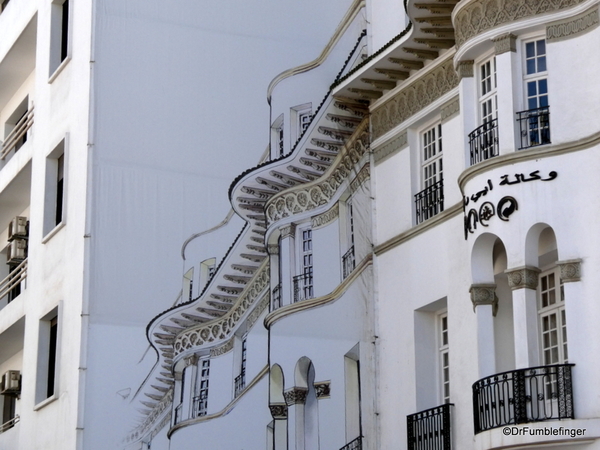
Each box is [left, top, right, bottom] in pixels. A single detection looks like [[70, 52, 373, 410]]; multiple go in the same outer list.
[[42, 136, 68, 241], [537, 267, 567, 366], [437, 311, 450, 404]]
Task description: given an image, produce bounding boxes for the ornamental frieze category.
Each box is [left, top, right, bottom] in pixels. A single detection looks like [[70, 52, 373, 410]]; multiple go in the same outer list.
[[371, 58, 458, 140], [269, 403, 288, 419], [210, 337, 234, 357], [505, 266, 540, 290], [454, 0, 588, 48], [312, 204, 339, 229], [314, 381, 331, 399], [557, 259, 582, 282], [174, 262, 269, 357], [350, 164, 371, 194], [125, 388, 173, 444], [265, 123, 370, 225], [470, 284, 498, 316], [547, 5, 599, 42], [284, 387, 308, 405]]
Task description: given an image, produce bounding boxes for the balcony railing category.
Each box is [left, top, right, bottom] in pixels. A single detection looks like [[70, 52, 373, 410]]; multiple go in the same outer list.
[[1, 106, 34, 161], [293, 273, 313, 303], [414, 180, 444, 225], [193, 393, 208, 417], [0, 415, 19, 434], [272, 284, 282, 310], [234, 370, 246, 397], [342, 246, 355, 279], [516, 106, 550, 150], [469, 119, 498, 165], [472, 364, 574, 434], [340, 436, 362, 450], [407, 403, 453, 450], [0, 259, 27, 303]]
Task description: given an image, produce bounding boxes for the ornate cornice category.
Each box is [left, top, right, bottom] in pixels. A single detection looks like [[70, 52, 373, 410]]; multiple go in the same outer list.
[[210, 337, 234, 357], [493, 33, 517, 54], [371, 57, 459, 140], [312, 203, 339, 229], [373, 132, 408, 164], [269, 403, 288, 419], [124, 389, 173, 444], [280, 223, 296, 239], [350, 163, 370, 194], [441, 97, 460, 124], [183, 354, 199, 367], [470, 284, 498, 316], [456, 60, 474, 79], [314, 381, 331, 399], [174, 262, 269, 357], [505, 266, 541, 290], [284, 387, 308, 405], [267, 244, 279, 255], [547, 5, 599, 42], [557, 259, 582, 282], [265, 121, 370, 225], [247, 294, 269, 329], [454, 0, 588, 48]]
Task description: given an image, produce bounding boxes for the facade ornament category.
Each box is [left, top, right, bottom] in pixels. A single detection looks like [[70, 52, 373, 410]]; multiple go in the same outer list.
[[312, 204, 339, 229], [454, 0, 587, 48], [441, 98, 460, 124], [279, 223, 296, 239], [505, 266, 540, 290], [373, 132, 408, 164], [284, 387, 308, 405], [246, 294, 270, 329], [547, 6, 599, 42], [557, 259, 582, 282], [183, 354, 199, 367], [267, 244, 279, 255], [349, 164, 370, 194], [493, 33, 517, 54], [372, 58, 459, 140], [470, 284, 498, 316], [210, 337, 234, 357], [269, 403, 288, 419], [456, 60, 474, 79], [314, 381, 331, 399]]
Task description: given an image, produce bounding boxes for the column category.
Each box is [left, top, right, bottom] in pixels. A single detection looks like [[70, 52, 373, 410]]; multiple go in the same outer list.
[[284, 387, 308, 450], [269, 404, 289, 450], [279, 224, 296, 307], [505, 266, 540, 369], [470, 284, 497, 377], [268, 243, 280, 310], [457, 60, 477, 167]]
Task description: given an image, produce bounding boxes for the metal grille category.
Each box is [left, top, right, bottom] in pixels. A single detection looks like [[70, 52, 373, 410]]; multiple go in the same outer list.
[[342, 246, 355, 279], [414, 179, 444, 224], [516, 107, 550, 150], [339, 436, 363, 450], [272, 284, 282, 310], [469, 119, 498, 165], [407, 404, 453, 450]]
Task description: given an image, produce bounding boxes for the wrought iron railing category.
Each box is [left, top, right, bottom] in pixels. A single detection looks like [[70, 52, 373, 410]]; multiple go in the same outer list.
[[0, 259, 27, 303], [340, 436, 362, 450], [0, 415, 19, 434], [1, 107, 34, 160], [407, 403, 453, 450], [272, 283, 282, 310], [234, 370, 246, 397], [414, 180, 444, 225], [472, 364, 574, 434], [469, 119, 498, 165], [293, 273, 313, 302], [516, 106, 550, 150], [342, 246, 355, 279]]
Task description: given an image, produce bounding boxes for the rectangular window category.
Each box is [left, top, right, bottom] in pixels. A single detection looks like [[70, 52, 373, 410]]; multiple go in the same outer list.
[[44, 140, 66, 237], [49, 0, 70, 76], [479, 57, 497, 124], [36, 309, 59, 405], [294, 228, 313, 301], [469, 56, 499, 164], [2, 97, 30, 159], [415, 123, 443, 224], [438, 313, 450, 404], [235, 338, 247, 397], [195, 358, 210, 417], [271, 114, 284, 159], [342, 200, 355, 279], [538, 269, 567, 365]]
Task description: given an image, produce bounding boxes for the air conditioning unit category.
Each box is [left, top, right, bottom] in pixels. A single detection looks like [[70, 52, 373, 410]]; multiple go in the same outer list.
[[0, 370, 21, 395], [7, 216, 28, 241], [6, 238, 27, 264]]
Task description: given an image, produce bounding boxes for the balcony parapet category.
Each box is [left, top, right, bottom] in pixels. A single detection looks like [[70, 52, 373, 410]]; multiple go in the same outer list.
[[0, 258, 26, 304], [1, 106, 33, 162], [407, 403, 453, 450], [340, 436, 363, 450]]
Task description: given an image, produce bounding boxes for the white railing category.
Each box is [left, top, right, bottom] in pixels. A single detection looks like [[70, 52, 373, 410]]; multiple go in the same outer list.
[[0, 415, 19, 434], [1, 106, 34, 160], [0, 259, 27, 301]]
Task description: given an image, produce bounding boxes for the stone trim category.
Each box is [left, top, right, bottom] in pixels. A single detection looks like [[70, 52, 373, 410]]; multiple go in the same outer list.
[[470, 284, 498, 316], [441, 98, 460, 124], [247, 294, 269, 329], [505, 266, 541, 290], [267, 244, 279, 255], [183, 354, 199, 367], [210, 337, 234, 357], [284, 387, 308, 405], [493, 33, 517, 54], [547, 6, 599, 42], [314, 381, 331, 399], [557, 259, 582, 282], [124, 389, 173, 444], [457, 60, 474, 79], [312, 203, 339, 229], [454, 0, 588, 48], [373, 132, 408, 164], [269, 403, 288, 419], [280, 224, 296, 239], [372, 57, 459, 140], [349, 163, 370, 194]]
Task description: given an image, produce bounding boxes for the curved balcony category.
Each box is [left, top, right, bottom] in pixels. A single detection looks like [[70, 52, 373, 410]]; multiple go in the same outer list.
[[472, 364, 574, 434], [469, 119, 498, 166]]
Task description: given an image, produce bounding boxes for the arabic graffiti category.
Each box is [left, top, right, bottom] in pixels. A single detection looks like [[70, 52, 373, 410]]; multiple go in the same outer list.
[[463, 169, 557, 239]]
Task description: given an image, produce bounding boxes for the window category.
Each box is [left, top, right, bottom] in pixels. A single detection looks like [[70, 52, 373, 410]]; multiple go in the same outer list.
[[469, 57, 499, 164], [271, 114, 284, 159], [438, 313, 450, 404], [538, 268, 567, 365], [183, 267, 194, 303], [194, 358, 210, 417], [479, 57, 497, 125], [293, 228, 313, 302], [342, 199, 355, 279], [44, 140, 66, 236], [291, 103, 312, 144], [517, 38, 550, 149], [235, 338, 247, 397], [36, 309, 59, 405], [49, 0, 70, 76], [415, 123, 443, 224], [2, 97, 30, 160]]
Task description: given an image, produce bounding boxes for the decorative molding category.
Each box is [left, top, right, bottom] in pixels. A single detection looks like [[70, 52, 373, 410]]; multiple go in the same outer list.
[[470, 284, 498, 316], [456, 60, 474, 79], [505, 266, 541, 290], [284, 387, 308, 405], [266, 121, 370, 225], [349, 164, 370, 194], [312, 203, 339, 229], [247, 293, 269, 329], [269, 403, 288, 419], [174, 262, 269, 357], [183, 354, 199, 367], [314, 381, 331, 399], [371, 58, 459, 140], [441, 98, 460, 124], [454, 0, 588, 48], [373, 132, 408, 164], [124, 389, 173, 444], [210, 337, 234, 357], [547, 6, 599, 42], [280, 224, 296, 239], [557, 259, 582, 282], [493, 33, 517, 54], [267, 244, 279, 255]]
